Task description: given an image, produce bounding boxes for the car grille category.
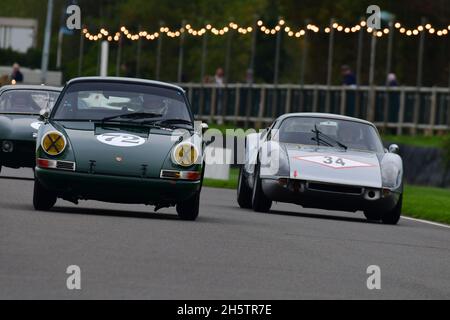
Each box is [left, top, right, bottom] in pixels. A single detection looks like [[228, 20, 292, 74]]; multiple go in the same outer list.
[[56, 161, 76, 171], [0, 141, 35, 154], [307, 182, 363, 195], [160, 170, 180, 179]]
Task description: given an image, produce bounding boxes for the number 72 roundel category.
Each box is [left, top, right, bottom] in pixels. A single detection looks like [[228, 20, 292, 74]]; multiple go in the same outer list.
[[294, 155, 375, 169], [97, 133, 146, 147]]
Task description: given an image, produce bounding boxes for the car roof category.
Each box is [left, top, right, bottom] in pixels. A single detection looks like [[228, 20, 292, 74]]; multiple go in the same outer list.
[[65, 77, 185, 93], [0, 85, 62, 93], [276, 113, 376, 127]]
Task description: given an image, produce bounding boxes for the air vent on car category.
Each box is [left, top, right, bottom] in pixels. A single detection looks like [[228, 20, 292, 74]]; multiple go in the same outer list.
[[56, 161, 76, 171], [307, 182, 363, 195]]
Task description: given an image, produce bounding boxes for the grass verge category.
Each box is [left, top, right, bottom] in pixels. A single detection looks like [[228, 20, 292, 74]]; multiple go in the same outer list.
[[203, 168, 239, 189], [382, 135, 444, 149], [207, 123, 447, 149], [403, 185, 450, 225], [204, 168, 450, 225]]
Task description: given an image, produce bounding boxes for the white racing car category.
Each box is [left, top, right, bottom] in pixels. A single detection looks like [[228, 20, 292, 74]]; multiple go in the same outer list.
[[237, 113, 403, 225]]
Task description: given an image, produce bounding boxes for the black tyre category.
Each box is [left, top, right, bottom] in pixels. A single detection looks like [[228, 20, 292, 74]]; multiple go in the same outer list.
[[381, 195, 402, 225], [251, 164, 272, 213], [237, 165, 252, 209], [176, 191, 200, 221], [33, 179, 57, 211], [363, 211, 382, 221]]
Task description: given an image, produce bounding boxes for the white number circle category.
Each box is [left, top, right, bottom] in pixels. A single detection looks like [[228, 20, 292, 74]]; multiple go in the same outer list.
[[97, 133, 146, 147], [30, 121, 43, 130]]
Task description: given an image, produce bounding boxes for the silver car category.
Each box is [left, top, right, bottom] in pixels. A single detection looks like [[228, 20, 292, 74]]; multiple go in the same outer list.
[[237, 113, 403, 225]]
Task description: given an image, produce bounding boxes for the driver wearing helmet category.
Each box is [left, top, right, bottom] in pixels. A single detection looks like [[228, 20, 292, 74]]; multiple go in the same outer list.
[[338, 124, 365, 149], [140, 94, 166, 116], [10, 92, 39, 112]]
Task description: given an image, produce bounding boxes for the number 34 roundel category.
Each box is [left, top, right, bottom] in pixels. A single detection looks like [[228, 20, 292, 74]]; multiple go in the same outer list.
[[97, 133, 146, 147], [294, 155, 375, 169]]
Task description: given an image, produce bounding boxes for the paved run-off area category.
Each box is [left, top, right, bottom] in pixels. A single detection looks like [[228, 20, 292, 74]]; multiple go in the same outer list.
[[0, 168, 449, 299]]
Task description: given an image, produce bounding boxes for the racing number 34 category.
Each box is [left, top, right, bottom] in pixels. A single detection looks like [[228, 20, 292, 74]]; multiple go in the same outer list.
[[323, 156, 346, 167]]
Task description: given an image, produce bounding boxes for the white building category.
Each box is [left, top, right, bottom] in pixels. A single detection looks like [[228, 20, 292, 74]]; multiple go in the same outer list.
[[0, 17, 38, 53]]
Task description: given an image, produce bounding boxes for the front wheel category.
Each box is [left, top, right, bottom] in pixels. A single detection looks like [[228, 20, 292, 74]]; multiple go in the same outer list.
[[251, 164, 272, 213], [33, 179, 57, 211], [176, 191, 200, 221], [237, 166, 252, 209], [363, 211, 381, 221], [381, 195, 402, 225]]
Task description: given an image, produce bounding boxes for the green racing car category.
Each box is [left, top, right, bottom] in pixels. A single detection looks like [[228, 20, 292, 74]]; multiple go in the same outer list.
[[34, 77, 206, 221], [0, 85, 61, 171]]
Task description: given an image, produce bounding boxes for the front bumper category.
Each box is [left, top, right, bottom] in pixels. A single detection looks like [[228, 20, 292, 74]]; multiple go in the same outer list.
[[35, 167, 201, 205], [261, 177, 401, 213]]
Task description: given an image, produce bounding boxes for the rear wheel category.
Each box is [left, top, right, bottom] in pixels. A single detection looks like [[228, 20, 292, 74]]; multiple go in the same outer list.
[[381, 195, 402, 225], [251, 164, 272, 213], [33, 179, 57, 211], [237, 166, 252, 209], [176, 191, 200, 221]]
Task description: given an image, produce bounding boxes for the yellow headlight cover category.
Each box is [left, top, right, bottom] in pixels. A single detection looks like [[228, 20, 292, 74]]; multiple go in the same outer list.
[[41, 131, 66, 156], [173, 143, 199, 167]]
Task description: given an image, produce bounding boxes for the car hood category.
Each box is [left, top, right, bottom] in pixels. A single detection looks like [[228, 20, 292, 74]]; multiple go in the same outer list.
[[54, 121, 180, 178], [285, 144, 382, 188], [0, 114, 42, 141]]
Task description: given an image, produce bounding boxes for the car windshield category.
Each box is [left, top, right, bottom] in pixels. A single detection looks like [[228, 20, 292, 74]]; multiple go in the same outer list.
[[275, 116, 384, 153], [0, 90, 59, 114], [52, 81, 192, 126]]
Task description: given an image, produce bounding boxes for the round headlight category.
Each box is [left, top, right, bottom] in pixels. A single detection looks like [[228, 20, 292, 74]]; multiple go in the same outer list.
[[172, 142, 199, 167], [41, 131, 66, 156], [2, 140, 14, 153]]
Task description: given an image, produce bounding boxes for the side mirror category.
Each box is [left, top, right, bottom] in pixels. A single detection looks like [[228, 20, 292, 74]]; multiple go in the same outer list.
[[201, 123, 209, 132], [388, 144, 399, 154], [205, 135, 215, 147], [39, 109, 50, 122]]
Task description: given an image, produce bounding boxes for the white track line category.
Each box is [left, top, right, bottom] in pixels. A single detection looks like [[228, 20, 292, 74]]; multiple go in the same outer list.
[[402, 216, 450, 229]]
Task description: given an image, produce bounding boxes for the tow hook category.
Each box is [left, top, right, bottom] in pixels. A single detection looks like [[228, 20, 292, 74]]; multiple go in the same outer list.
[[141, 164, 148, 178], [89, 160, 96, 174]]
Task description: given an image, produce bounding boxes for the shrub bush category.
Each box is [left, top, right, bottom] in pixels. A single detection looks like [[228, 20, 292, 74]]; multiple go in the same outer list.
[[443, 135, 450, 168]]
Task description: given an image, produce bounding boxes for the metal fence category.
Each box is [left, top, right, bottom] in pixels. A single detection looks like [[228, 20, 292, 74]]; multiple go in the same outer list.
[[182, 83, 450, 133]]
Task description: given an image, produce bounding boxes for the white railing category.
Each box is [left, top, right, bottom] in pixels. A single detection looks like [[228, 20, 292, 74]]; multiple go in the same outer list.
[[181, 83, 450, 133]]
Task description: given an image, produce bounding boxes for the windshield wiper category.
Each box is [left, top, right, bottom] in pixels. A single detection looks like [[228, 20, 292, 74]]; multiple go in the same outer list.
[[140, 118, 193, 129], [101, 112, 163, 123], [311, 136, 334, 148], [156, 119, 193, 126], [312, 125, 348, 150]]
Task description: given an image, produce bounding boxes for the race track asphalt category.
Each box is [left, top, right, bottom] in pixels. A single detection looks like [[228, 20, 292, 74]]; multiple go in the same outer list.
[[1, 168, 449, 299]]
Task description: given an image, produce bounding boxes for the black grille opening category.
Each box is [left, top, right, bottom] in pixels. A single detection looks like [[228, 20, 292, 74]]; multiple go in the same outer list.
[[10, 141, 35, 153], [307, 183, 363, 195], [161, 170, 180, 178], [56, 161, 75, 171]]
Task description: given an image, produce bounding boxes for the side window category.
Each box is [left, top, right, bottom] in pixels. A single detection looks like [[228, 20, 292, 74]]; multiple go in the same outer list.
[[0, 93, 13, 112], [0, 95, 5, 111]]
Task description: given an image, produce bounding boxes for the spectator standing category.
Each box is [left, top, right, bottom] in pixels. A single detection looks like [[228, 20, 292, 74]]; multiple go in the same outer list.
[[387, 73, 398, 86], [341, 65, 356, 86], [387, 73, 400, 123], [11, 63, 24, 83], [215, 68, 225, 124], [214, 68, 225, 87], [341, 65, 356, 115]]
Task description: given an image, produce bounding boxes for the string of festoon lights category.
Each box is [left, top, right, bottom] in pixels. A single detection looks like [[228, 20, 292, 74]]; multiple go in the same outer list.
[[82, 19, 450, 42]]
